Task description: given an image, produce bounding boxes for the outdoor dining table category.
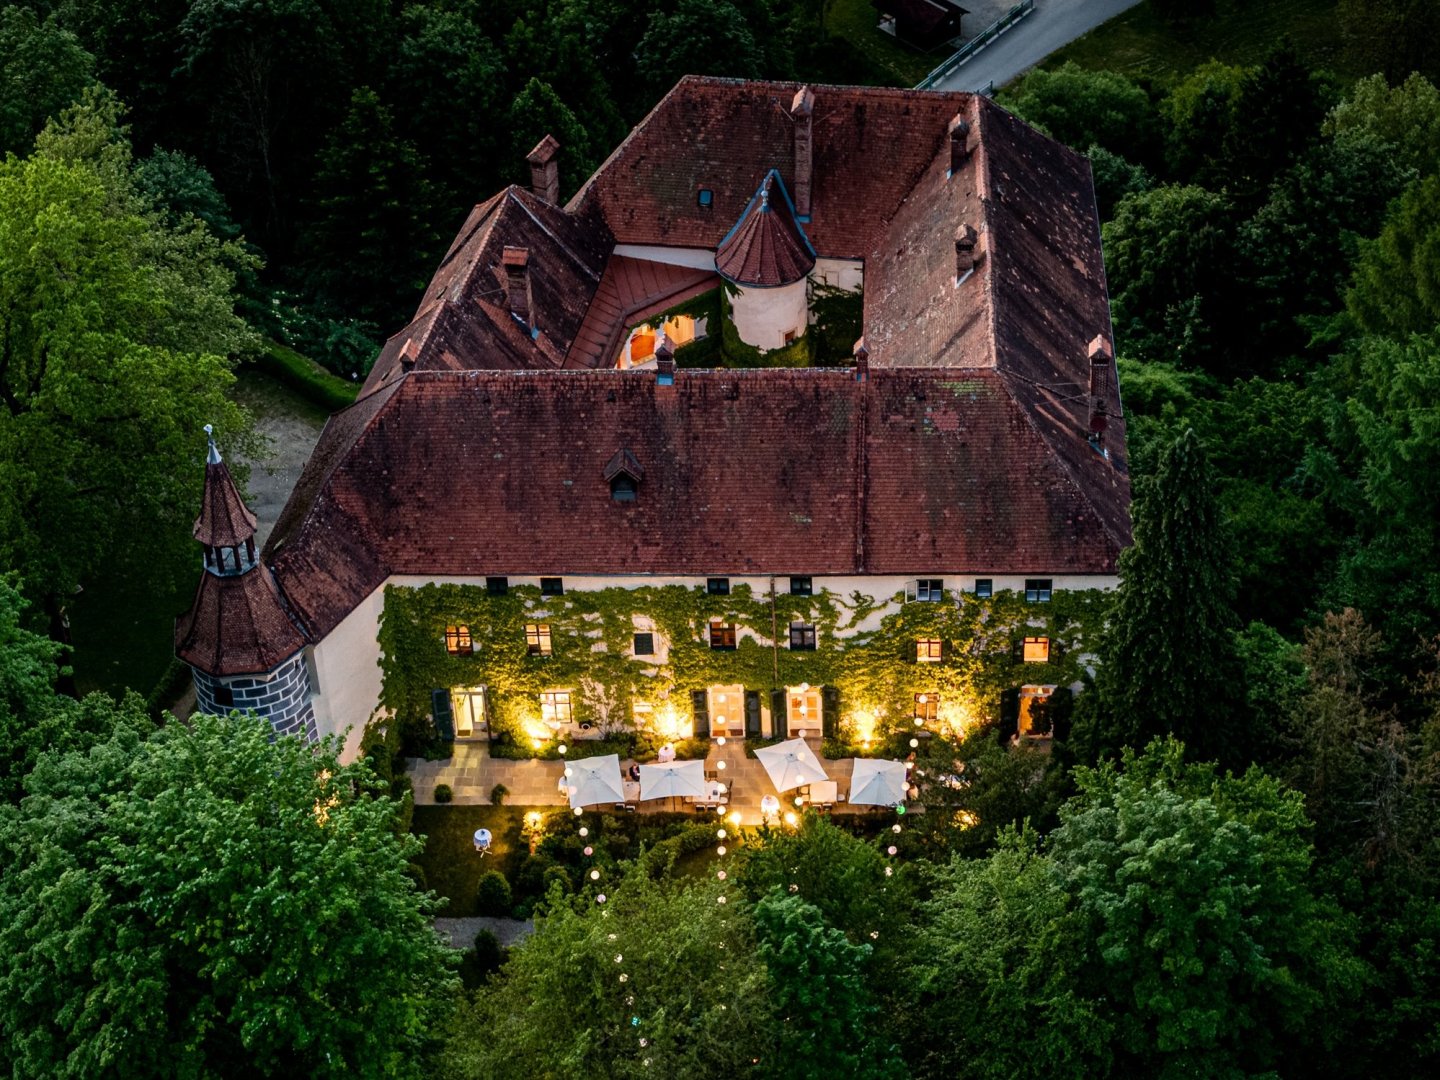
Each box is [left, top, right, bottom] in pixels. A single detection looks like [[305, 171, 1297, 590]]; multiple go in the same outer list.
[[806, 780, 839, 806], [622, 780, 641, 804], [686, 781, 728, 806]]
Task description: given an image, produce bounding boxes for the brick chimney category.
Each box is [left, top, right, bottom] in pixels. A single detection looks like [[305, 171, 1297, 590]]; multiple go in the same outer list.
[[948, 114, 971, 175], [791, 86, 815, 218], [853, 337, 869, 381], [526, 134, 561, 204], [502, 246, 533, 330], [1087, 335, 1113, 442], [655, 340, 675, 386], [955, 223, 982, 281]]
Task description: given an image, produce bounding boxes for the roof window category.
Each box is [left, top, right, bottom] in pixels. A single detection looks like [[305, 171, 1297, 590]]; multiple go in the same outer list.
[[697, 188, 713, 208]]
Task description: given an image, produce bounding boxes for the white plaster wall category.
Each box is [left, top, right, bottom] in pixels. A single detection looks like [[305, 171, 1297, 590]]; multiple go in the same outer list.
[[811, 257, 864, 295], [612, 244, 716, 270], [316, 570, 1119, 761], [309, 583, 387, 762], [729, 279, 809, 351]]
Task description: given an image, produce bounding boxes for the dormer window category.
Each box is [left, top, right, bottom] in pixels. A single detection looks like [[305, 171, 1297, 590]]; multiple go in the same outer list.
[[604, 448, 644, 504], [697, 188, 713, 208]]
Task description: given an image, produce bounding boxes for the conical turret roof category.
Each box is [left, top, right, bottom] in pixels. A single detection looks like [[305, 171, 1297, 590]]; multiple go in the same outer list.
[[194, 429, 257, 547], [715, 170, 816, 288]]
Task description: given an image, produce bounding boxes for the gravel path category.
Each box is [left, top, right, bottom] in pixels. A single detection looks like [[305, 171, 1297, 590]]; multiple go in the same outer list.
[[434, 916, 536, 950]]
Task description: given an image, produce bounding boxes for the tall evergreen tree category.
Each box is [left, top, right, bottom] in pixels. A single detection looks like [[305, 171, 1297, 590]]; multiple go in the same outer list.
[[1076, 428, 1245, 765]]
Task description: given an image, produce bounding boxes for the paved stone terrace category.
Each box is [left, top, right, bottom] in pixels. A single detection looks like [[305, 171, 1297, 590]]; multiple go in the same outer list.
[[406, 738, 877, 827]]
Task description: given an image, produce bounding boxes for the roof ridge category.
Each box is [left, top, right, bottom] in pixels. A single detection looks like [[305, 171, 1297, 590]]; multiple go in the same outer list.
[[507, 189, 604, 284]]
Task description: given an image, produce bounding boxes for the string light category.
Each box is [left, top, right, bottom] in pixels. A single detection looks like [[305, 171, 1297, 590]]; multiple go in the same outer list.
[[717, 845, 727, 856], [887, 845, 897, 856], [574, 807, 583, 816], [597, 894, 607, 903], [558, 744, 568, 755], [584, 846, 594, 856], [579, 827, 589, 837], [590, 869, 601, 880]]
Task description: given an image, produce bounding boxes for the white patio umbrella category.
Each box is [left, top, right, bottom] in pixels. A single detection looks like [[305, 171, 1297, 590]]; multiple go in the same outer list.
[[848, 758, 909, 807], [638, 759, 708, 801], [755, 738, 828, 793], [564, 754, 625, 809]]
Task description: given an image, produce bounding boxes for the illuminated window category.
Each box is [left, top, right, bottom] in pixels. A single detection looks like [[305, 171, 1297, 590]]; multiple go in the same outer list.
[[444, 625, 472, 654], [790, 576, 813, 596], [1025, 578, 1052, 603], [710, 621, 736, 650], [540, 690, 572, 725], [975, 578, 993, 598], [908, 578, 944, 602], [1023, 637, 1051, 663], [783, 328, 798, 345], [790, 623, 816, 650], [916, 637, 943, 662], [526, 623, 552, 656], [707, 577, 730, 595], [633, 632, 655, 656], [541, 577, 564, 596], [914, 693, 939, 722], [1019, 685, 1055, 738]]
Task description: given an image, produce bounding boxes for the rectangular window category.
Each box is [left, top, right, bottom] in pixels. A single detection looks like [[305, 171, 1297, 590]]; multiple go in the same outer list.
[[974, 578, 993, 599], [789, 623, 817, 650], [540, 690, 572, 725], [697, 188, 713, 208], [486, 576, 508, 596], [912, 578, 944, 602], [1024, 579, 1052, 603], [707, 577, 730, 596], [213, 684, 234, 708], [1023, 637, 1051, 663], [526, 623, 552, 656], [783, 329, 798, 345], [709, 621, 736, 650], [789, 576, 813, 596], [633, 632, 655, 656], [540, 577, 564, 596], [444, 625, 472, 655], [916, 637, 943, 662], [914, 693, 939, 722]]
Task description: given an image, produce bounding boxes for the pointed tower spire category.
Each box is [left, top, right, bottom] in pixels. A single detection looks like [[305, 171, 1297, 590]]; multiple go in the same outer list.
[[194, 425, 258, 574]]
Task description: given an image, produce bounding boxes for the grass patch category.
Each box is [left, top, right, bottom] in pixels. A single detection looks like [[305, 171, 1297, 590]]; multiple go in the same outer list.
[[412, 805, 533, 917], [1039, 0, 1354, 84], [828, 0, 939, 86], [248, 338, 359, 413]]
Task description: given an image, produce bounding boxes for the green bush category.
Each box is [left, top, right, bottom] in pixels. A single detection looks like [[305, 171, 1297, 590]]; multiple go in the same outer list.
[[475, 870, 514, 916], [248, 339, 359, 412], [434, 783, 453, 804], [489, 783, 508, 805], [458, 929, 507, 990]]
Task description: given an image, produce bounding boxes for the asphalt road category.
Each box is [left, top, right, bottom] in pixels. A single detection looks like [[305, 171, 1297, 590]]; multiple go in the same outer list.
[[931, 0, 1145, 92]]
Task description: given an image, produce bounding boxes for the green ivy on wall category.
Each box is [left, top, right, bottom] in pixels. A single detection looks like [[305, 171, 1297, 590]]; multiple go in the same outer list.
[[377, 581, 1112, 758]]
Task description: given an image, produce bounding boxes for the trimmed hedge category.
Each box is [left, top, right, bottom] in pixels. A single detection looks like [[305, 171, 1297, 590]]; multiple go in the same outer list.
[[249, 339, 359, 413]]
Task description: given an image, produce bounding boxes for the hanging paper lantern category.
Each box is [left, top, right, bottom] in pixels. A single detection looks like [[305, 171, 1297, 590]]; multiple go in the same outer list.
[[716, 845, 727, 856], [717, 870, 727, 880], [590, 869, 601, 881], [584, 846, 594, 856], [597, 894, 607, 903], [558, 744, 568, 755], [717, 828, 727, 839], [579, 826, 589, 837]]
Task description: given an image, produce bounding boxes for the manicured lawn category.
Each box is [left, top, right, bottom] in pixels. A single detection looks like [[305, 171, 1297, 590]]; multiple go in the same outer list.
[[829, 0, 940, 86], [1039, 0, 1353, 83], [412, 805, 533, 917]]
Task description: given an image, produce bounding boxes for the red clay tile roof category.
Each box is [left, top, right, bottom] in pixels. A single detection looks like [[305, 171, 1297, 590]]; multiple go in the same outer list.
[[262, 368, 1124, 641], [715, 171, 817, 287], [174, 564, 308, 675], [214, 76, 1132, 657], [193, 457, 257, 547], [565, 255, 719, 369]]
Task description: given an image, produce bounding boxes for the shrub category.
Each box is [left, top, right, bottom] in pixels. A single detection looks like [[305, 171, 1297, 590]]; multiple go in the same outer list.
[[458, 929, 507, 990], [433, 783, 453, 803], [490, 783, 508, 805], [476, 870, 513, 916]]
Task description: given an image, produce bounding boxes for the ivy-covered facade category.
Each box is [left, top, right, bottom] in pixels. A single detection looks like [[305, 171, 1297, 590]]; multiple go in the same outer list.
[[378, 577, 1112, 758]]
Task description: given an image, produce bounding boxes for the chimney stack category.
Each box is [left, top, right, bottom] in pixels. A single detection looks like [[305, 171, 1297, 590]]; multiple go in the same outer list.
[[791, 86, 815, 218], [502, 246, 533, 330], [526, 134, 561, 204], [853, 337, 869, 381], [1087, 335, 1113, 442], [955, 223, 981, 281], [948, 114, 971, 175], [655, 340, 675, 386]]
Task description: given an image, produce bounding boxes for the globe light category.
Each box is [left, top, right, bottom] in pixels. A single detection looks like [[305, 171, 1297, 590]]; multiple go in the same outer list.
[[716, 760, 727, 770], [717, 845, 727, 856], [558, 744, 568, 755], [590, 869, 601, 881], [579, 827, 589, 837], [909, 738, 919, 748]]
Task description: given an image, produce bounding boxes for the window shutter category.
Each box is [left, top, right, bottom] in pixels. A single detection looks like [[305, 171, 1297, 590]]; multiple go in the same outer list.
[[822, 686, 839, 739], [691, 690, 709, 737], [1050, 686, 1075, 740], [1011, 638, 1024, 662], [431, 689, 455, 743], [770, 688, 788, 738], [999, 688, 1019, 744], [904, 579, 918, 603], [1051, 639, 1066, 662], [745, 690, 762, 737]]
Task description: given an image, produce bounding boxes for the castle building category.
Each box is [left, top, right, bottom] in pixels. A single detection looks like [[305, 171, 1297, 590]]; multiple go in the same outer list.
[[177, 78, 1130, 759]]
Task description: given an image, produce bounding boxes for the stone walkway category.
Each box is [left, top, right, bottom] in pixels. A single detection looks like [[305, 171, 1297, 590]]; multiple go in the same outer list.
[[406, 739, 873, 827]]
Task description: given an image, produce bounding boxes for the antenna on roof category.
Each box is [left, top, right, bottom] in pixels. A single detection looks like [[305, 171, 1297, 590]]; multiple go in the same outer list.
[[203, 423, 221, 465]]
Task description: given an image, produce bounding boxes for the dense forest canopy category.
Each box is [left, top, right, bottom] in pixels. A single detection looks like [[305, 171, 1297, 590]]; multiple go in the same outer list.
[[1, 0, 1440, 1075]]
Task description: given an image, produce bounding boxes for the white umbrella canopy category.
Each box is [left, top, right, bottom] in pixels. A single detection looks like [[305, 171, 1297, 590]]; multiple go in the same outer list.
[[565, 754, 625, 809], [639, 759, 708, 800], [755, 738, 828, 792], [848, 758, 909, 807]]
